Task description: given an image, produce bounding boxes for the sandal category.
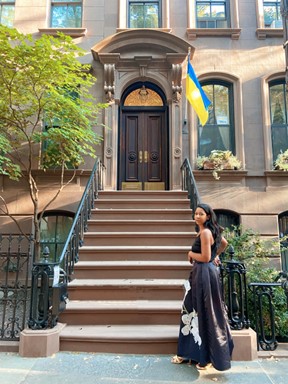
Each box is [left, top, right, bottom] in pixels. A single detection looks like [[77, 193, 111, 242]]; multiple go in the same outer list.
[[196, 363, 212, 370], [171, 355, 186, 364]]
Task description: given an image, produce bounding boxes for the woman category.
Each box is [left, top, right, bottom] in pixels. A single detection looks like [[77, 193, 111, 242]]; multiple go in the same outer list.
[[171, 203, 234, 371]]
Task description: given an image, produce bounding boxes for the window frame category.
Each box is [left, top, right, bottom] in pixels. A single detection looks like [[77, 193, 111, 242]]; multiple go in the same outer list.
[[196, 0, 230, 29], [187, 0, 241, 40], [128, 0, 162, 28], [118, 0, 170, 31], [256, 0, 283, 39], [0, 0, 15, 27], [269, 79, 288, 163], [50, 0, 83, 29], [197, 79, 236, 157]]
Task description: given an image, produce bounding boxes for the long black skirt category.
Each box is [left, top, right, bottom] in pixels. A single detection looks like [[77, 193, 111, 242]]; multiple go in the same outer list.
[[176, 261, 234, 371]]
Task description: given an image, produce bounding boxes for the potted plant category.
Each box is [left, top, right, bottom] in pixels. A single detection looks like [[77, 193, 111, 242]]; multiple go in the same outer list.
[[274, 149, 288, 171], [196, 150, 242, 179]]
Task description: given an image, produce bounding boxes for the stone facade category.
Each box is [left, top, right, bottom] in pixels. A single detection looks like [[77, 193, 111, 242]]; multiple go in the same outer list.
[[1, 0, 288, 256]]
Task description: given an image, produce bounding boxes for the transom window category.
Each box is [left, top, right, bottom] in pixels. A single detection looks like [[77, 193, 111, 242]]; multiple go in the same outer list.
[[51, 0, 82, 28], [196, 0, 230, 28], [198, 81, 235, 157], [269, 80, 288, 162], [0, 0, 15, 27], [128, 0, 161, 28], [263, 0, 282, 28]]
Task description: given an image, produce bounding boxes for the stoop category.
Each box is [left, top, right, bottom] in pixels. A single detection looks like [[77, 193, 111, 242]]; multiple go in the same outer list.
[[19, 323, 66, 357], [231, 328, 258, 361]]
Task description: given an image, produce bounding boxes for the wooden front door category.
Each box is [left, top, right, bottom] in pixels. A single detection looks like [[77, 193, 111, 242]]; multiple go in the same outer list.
[[119, 111, 168, 190]]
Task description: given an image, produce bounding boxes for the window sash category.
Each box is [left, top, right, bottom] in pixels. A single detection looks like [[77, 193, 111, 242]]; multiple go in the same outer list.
[[128, 1, 161, 28], [269, 81, 288, 161], [0, 3, 14, 27], [196, 0, 230, 28], [51, 1, 82, 28], [197, 82, 235, 157], [263, 1, 282, 27]]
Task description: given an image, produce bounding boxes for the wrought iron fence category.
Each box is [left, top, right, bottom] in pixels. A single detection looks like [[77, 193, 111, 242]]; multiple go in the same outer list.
[[0, 234, 33, 340], [249, 271, 288, 351]]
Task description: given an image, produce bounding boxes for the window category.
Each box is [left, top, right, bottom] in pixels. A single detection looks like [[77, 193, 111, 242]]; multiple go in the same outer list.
[[0, 0, 15, 27], [51, 0, 82, 28], [214, 210, 240, 231], [197, 81, 235, 157], [128, 1, 161, 28], [196, 0, 230, 28], [269, 80, 288, 162], [263, 0, 282, 28], [40, 212, 74, 262]]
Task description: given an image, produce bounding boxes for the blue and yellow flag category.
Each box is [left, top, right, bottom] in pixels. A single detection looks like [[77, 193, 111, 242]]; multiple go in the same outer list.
[[186, 56, 211, 126]]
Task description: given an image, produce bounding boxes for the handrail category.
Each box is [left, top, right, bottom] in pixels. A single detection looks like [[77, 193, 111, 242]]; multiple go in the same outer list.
[[180, 158, 202, 213], [28, 159, 105, 329]]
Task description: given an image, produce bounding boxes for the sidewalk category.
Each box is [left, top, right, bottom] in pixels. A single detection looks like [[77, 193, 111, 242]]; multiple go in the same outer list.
[[1, 347, 288, 384]]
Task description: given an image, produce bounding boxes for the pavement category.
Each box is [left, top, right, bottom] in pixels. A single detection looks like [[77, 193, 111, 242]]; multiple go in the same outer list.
[[1, 346, 288, 384]]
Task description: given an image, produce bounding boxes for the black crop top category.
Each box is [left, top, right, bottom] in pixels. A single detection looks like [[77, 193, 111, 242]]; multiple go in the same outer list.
[[191, 235, 217, 263]]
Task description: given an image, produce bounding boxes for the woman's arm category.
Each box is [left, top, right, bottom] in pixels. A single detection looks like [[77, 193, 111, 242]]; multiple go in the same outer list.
[[217, 236, 228, 256], [188, 229, 212, 263]]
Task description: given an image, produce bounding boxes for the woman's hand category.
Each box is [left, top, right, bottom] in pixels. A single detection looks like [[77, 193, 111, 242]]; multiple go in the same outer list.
[[188, 251, 194, 264], [213, 255, 221, 267]]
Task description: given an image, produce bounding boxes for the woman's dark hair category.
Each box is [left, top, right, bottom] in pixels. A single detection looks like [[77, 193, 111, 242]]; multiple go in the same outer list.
[[196, 203, 222, 247]]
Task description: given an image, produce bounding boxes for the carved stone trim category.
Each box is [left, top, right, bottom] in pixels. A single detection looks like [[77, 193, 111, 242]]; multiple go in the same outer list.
[[171, 64, 182, 103], [173, 147, 182, 158], [105, 147, 113, 158], [104, 64, 115, 103], [186, 28, 241, 40]]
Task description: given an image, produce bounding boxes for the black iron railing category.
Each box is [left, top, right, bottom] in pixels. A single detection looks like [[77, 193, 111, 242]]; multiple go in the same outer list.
[[28, 160, 105, 329], [181, 158, 202, 213], [249, 271, 288, 351], [0, 234, 33, 340], [220, 246, 250, 330]]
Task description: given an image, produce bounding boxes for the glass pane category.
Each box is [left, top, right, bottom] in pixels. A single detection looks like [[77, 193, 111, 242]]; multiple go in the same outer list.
[[264, 3, 281, 27], [0, 5, 15, 27], [40, 215, 73, 262], [198, 83, 232, 157], [130, 4, 145, 28], [144, 4, 159, 27], [270, 84, 286, 124], [51, 5, 82, 28], [129, 3, 159, 28], [211, 5, 225, 18], [197, 5, 210, 19]]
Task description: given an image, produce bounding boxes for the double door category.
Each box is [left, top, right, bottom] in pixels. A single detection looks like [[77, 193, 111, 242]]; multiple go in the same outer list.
[[119, 111, 168, 189]]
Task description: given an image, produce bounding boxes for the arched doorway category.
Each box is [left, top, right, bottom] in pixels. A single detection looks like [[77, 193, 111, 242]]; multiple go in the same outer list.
[[118, 82, 169, 190]]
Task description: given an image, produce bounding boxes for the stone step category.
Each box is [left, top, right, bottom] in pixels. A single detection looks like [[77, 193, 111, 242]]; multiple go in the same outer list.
[[82, 232, 194, 246], [60, 324, 179, 355], [67, 279, 185, 301], [97, 191, 188, 200], [78, 245, 190, 261], [74, 261, 191, 279], [90, 208, 193, 220], [87, 219, 195, 232], [93, 199, 191, 209], [59, 300, 182, 325]]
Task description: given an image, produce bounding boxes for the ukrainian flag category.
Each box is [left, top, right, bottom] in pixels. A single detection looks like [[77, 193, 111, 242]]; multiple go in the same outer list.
[[186, 56, 211, 126]]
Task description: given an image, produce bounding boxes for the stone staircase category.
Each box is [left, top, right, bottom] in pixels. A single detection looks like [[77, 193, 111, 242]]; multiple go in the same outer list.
[[59, 190, 195, 354]]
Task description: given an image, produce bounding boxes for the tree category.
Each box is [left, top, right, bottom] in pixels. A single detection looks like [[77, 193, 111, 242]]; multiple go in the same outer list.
[[0, 26, 107, 259]]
